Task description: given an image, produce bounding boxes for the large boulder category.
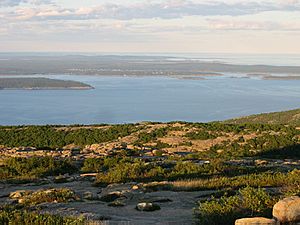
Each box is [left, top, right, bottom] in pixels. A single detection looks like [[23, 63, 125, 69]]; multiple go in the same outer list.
[[273, 196, 300, 223], [136, 202, 160, 212], [235, 217, 277, 225]]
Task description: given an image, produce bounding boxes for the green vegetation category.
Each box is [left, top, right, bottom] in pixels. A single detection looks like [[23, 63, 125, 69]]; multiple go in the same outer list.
[[197, 187, 277, 225], [207, 132, 300, 159], [185, 130, 216, 140], [0, 77, 92, 90], [1, 109, 300, 224], [134, 127, 168, 145], [15, 188, 78, 206], [94, 158, 261, 185], [0, 157, 77, 181], [147, 169, 300, 192], [0, 207, 85, 225], [81, 157, 121, 173], [94, 159, 217, 185], [225, 108, 300, 126], [0, 124, 137, 148]]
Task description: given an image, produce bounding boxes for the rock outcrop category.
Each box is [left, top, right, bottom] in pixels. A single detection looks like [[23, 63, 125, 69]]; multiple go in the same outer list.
[[273, 196, 300, 223], [235, 217, 276, 225], [236, 196, 300, 225]]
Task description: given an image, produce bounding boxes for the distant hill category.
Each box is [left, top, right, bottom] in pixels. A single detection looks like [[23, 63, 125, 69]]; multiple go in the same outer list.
[[0, 77, 93, 90], [225, 108, 300, 126]]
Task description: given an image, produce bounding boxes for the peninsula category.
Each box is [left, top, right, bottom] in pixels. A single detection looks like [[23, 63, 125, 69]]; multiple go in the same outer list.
[[0, 77, 93, 90]]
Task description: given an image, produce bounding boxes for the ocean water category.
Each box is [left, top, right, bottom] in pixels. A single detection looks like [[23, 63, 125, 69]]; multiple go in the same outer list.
[[0, 75, 300, 125]]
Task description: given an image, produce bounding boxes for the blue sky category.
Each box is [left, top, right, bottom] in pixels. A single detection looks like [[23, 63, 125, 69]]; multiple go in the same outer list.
[[0, 0, 299, 53]]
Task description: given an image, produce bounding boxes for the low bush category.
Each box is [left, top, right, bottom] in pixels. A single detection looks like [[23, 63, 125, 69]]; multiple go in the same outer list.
[[0, 124, 137, 148], [185, 130, 216, 140], [0, 207, 85, 225], [14, 188, 78, 206], [134, 127, 168, 144], [0, 157, 77, 181], [197, 187, 277, 225], [95, 159, 215, 185]]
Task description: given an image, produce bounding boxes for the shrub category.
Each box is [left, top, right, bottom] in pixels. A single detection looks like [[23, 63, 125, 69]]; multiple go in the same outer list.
[[81, 158, 104, 173], [185, 130, 216, 140], [0, 157, 77, 181], [134, 127, 168, 144], [15, 188, 78, 206], [96, 161, 166, 184], [0, 207, 85, 225], [95, 159, 215, 185], [0, 124, 137, 148], [197, 187, 277, 225]]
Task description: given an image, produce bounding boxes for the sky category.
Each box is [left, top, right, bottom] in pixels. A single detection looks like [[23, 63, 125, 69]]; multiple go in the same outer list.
[[0, 0, 300, 53]]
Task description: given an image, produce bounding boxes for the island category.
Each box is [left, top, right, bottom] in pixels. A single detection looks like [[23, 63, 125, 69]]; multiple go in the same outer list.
[[0, 77, 93, 90]]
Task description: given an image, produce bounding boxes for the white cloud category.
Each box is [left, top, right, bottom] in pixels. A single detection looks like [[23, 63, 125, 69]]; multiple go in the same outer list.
[[1, 0, 300, 21], [0, 0, 53, 7]]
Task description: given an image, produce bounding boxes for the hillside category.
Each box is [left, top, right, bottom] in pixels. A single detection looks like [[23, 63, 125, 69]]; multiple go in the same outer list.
[[225, 108, 300, 126], [1, 113, 300, 224]]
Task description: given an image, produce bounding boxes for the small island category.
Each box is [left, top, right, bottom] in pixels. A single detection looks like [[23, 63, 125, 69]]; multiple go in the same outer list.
[[0, 77, 93, 90]]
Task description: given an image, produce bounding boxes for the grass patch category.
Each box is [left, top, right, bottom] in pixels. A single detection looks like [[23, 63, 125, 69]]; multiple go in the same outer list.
[[144, 169, 300, 192]]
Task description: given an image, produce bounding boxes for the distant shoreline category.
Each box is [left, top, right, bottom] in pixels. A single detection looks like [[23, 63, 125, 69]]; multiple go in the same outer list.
[[0, 55, 299, 78], [247, 73, 300, 80]]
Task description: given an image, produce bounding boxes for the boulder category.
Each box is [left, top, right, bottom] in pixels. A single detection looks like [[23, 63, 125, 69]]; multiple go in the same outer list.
[[273, 196, 300, 223], [9, 190, 31, 199], [132, 185, 139, 190], [83, 191, 99, 201], [108, 200, 125, 207], [152, 149, 165, 156], [99, 192, 123, 202], [255, 159, 268, 166], [235, 217, 277, 225], [136, 202, 160, 212], [54, 174, 71, 183]]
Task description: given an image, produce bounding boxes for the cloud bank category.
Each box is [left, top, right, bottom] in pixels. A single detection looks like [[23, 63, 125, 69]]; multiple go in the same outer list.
[[0, 0, 299, 53], [1, 0, 300, 21]]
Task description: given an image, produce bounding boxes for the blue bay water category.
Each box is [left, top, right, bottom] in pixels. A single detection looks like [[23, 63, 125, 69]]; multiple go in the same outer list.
[[0, 75, 300, 125]]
